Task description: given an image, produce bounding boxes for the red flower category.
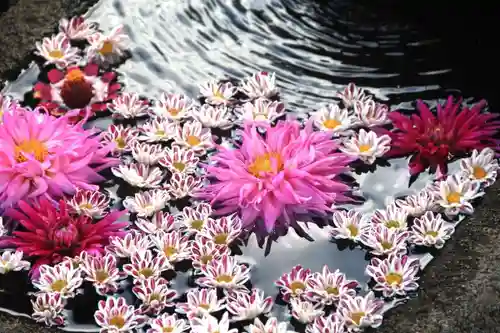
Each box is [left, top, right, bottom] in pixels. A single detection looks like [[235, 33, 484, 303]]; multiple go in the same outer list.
[[0, 198, 128, 275], [33, 63, 120, 118], [386, 96, 500, 177]]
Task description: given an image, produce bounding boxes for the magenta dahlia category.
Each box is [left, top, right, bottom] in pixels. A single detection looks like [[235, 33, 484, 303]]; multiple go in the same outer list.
[[0, 106, 118, 209], [0, 198, 128, 274], [386, 96, 500, 177], [197, 119, 355, 236]]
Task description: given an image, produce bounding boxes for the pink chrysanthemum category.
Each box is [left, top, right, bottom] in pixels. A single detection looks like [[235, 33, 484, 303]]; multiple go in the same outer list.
[[0, 198, 128, 275], [197, 120, 355, 237], [386, 96, 500, 177], [0, 107, 118, 209]]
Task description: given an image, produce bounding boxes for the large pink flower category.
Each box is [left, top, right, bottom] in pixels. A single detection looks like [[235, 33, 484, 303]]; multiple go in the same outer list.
[[197, 120, 355, 237], [1, 198, 128, 274], [0, 106, 118, 209]]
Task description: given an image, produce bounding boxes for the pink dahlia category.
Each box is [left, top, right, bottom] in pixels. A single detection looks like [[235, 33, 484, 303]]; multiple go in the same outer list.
[[197, 120, 355, 236], [33, 63, 120, 117], [0, 106, 118, 209], [386, 96, 500, 177], [1, 198, 128, 274]]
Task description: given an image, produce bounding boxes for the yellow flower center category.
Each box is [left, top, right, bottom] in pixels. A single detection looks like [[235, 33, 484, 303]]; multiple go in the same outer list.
[[213, 233, 228, 245], [248, 152, 283, 177], [48, 49, 64, 59], [446, 191, 461, 204], [168, 108, 180, 116], [385, 272, 403, 285], [173, 162, 186, 172], [323, 119, 341, 129], [199, 303, 210, 310], [213, 90, 225, 99], [381, 241, 393, 250], [155, 130, 166, 137], [347, 224, 358, 236], [79, 203, 94, 210], [51, 279, 67, 292], [215, 274, 233, 283], [109, 316, 125, 328], [139, 268, 154, 278], [65, 68, 85, 82], [114, 137, 126, 149], [150, 293, 162, 302], [358, 144, 371, 153], [200, 255, 213, 265], [325, 286, 339, 295], [350, 312, 366, 325], [191, 219, 204, 230], [472, 166, 487, 179], [425, 230, 438, 237], [163, 246, 177, 258], [15, 139, 48, 163], [186, 135, 201, 147], [162, 328, 174, 333], [99, 41, 114, 55], [289, 281, 306, 295], [94, 270, 109, 282], [385, 220, 401, 229]]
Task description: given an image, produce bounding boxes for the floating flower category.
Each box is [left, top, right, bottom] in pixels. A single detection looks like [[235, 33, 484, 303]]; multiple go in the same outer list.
[[123, 249, 172, 283], [197, 254, 251, 292], [106, 230, 152, 258], [386, 97, 500, 177], [409, 211, 454, 249], [290, 298, 324, 324], [136, 211, 177, 235], [132, 277, 178, 315], [353, 100, 390, 127], [59, 16, 97, 40], [3, 199, 127, 272], [226, 288, 274, 321], [433, 173, 483, 217], [247, 317, 293, 333], [341, 129, 391, 164], [393, 190, 437, 217], [336, 83, 371, 108], [176, 288, 226, 320], [33, 261, 83, 298], [80, 252, 126, 296], [310, 103, 355, 133], [0, 107, 118, 208], [94, 296, 148, 333], [305, 265, 358, 305], [330, 210, 370, 243], [152, 230, 191, 263], [193, 104, 233, 130], [139, 117, 174, 142], [34, 63, 120, 116], [337, 291, 384, 332], [306, 314, 345, 333], [122, 189, 170, 217], [199, 80, 236, 105], [198, 215, 242, 246], [275, 264, 312, 302], [152, 93, 194, 121], [34, 32, 81, 69], [236, 98, 285, 125], [371, 205, 408, 230], [107, 92, 150, 119], [198, 120, 354, 236], [130, 142, 167, 165], [178, 202, 213, 234], [365, 254, 420, 298], [240, 71, 279, 100], [67, 189, 110, 219], [191, 312, 238, 333], [147, 314, 190, 333], [31, 292, 66, 327], [166, 173, 204, 199], [0, 250, 31, 274], [101, 124, 139, 155], [360, 225, 409, 257], [112, 163, 164, 188], [189, 236, 231, 272], [159, 145, 200, 175], [86, 25, 130, 66], [173, 121, 213, 154], [460, 148, 499, 186], [0, 94, 21, 121]]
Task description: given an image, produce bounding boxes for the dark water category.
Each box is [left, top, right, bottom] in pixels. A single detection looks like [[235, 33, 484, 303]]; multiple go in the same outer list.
[[0, 0, 495, 331]]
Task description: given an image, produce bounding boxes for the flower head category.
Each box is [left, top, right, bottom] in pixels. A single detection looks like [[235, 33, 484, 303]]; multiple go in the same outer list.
[[166, 173, 204, 199], [275, 264, 312, 302], [178, 202, 213, 234], [173, 121, 213, 154], [0, 250, 31, 274], [409, 211, 454, 249], [176, 288, 225, 320], [108, 92, 150, 119], [122, 189, 170, 217], [336, 83, 371, 108], [330, 210, 370, 243], [393, 190, 437, 217], [197, 254, 251, 292], [67, 189, 110, 219], [34, 32, 81, 69], [94, 296, 148, 332], [159, 145, 200, 175], [236, 98, 285, 125], [305, 265, 358, 305], [101, 124, 139, 155], [139, 117, 174, 142], [226, 288, 274, 321], [247, 317, 294, 333], [132, 277, 178, 315], [310, 103, 355, 133], [106, 230, 152, 258], [112, 163, 164, 188], [31, 292, 66, 327], [198, 120, 354, 236], [360, 225, 408, 257], [240, 71, 279, 100], [200, 80, 236, 105], [147, 314, 190, 333], [290, 298, 324, 324], [341, 129, 391, 164], [198, 215, 242, 246], [189, 235, 231, 272], [353, 100, 390, 128], [306, 314, 345, 333], [59, 16, 97, 40], [151, 230, 191, 263], [33, 261, 83, 298], [86, 25, 130, 66], [460, 148, 499, 186], [80, 252, 126, 296], [136, 211, 177, 235], [337, 291, 384, 332], [371, 205, 408, 230], [193, 104, 233, 130], [0, 94, 21, 121], [123, 249, 172, 283], [152, 93, 194, 121], [434, 173, 483, 217]]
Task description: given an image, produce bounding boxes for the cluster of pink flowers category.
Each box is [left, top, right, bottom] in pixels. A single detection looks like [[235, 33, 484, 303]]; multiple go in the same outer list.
[[0, 14, 498, 333]]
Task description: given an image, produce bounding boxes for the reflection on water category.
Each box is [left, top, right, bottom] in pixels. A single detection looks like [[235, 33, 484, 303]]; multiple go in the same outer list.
[[0, 0, 489, 331]]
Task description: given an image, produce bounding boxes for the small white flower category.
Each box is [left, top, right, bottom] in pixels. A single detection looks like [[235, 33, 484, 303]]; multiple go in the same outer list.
[[330, 210, 370, 242], [67, 189, 110, 219], [305, 265, 358, 305], [310, 103, 355, 133], [86, 25, 129, 65], [80, 252, 126, 296], [0, 250, 31, 274], [189, 235, 231, 272], [166, 173, 204, 199], [360, 225, 409, 257], [394, 190, 438, 217], [139, 117, 175, 142], [337, 291, 384, 332], [197, 254, 251, 293], [131, 142, 167, 165], [101, 124, 139, 155], [112, 163, 164, 188], [336, 83, 372, 108], [290, 298, 324, 324], [132, 277, 178, 315], [371, 205, 408, 230], [191, 312, 239, 333], [173, 121, 214, 155], [147, 313, 190, 333], [341, 129, 391, 164], [33, 261, 83, 298], [198, 215, 243, 246], [226, 288, 274, 321], [247, 317, 295, 333], [34, 32, 81, 69], [107, 92, 150, 119], [178, 202, 213, 234], [275, 265, 312, 302], [152, 93, 194, 121], [31, 293, 66, 327], [136, 211, 177, 235], [200, 80, 236, 105], [123, 189, 170, 217], [176, 288, 226, 320], [306, 314, 345, 333], [151, 230, 191, 263], [434, 173, 483, 217], [460, 148, 499, 186], [107, 230, 152, 258], [192, 104, 233, 130], [409, 211, 455, 249], [159, 145, 200, 175], [353, 100, 390, 127], [240, 71, 279, 100], [59, 16, 97, 40], [94, 296, 148, 332], [123, 250, 173, 283], [236, 98, 285, 125]]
